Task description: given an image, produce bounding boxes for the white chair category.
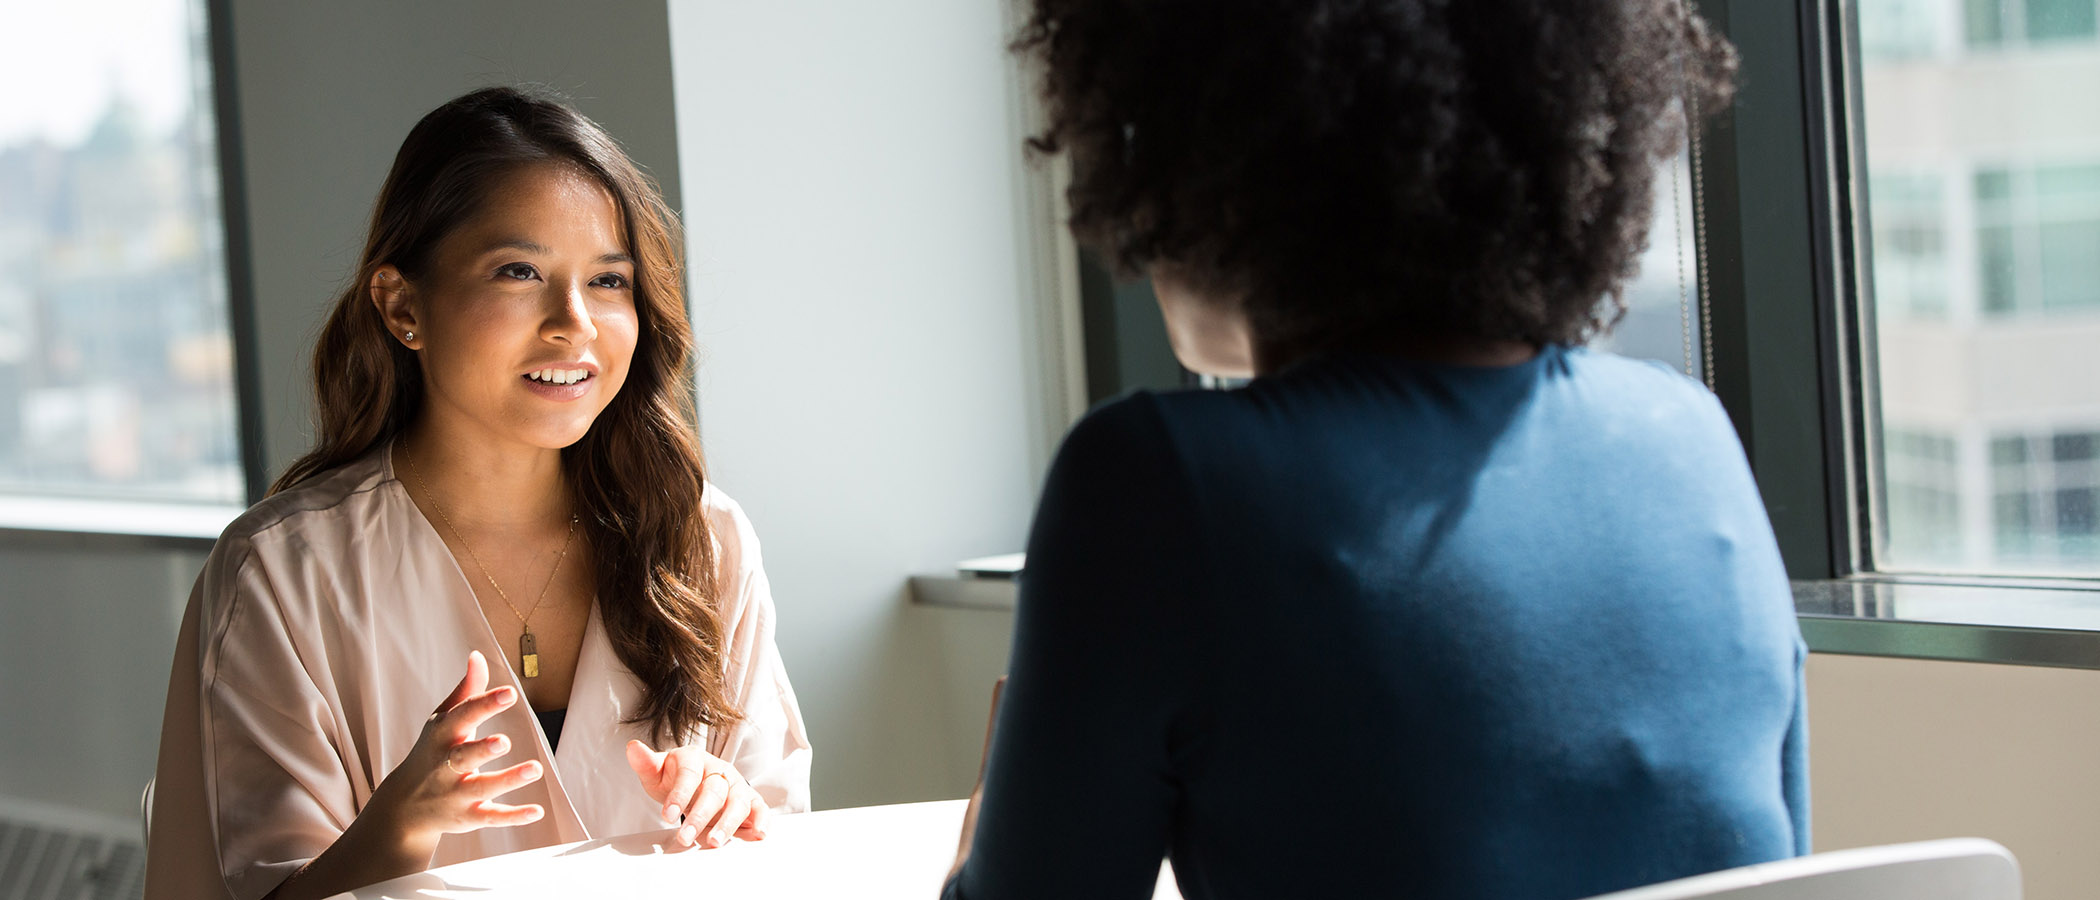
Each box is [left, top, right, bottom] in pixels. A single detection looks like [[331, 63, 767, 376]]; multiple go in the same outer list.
[[1582, 839, 2019, 900]]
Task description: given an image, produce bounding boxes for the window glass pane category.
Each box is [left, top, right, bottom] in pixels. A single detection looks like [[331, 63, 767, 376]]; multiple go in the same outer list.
[[2034, 163, 2100, 202], [1886, 428, 1964, 559], [1860, 0, 2100, 575], [0, 0, 242, 507], [1595, 152, 1704, 379], [2026, 0, 2100, 41], [1863, 0, 1949, 57], [1869, 174, 1950, 318], [1974, 168, 2013, 205], [2059, 487, 2097, 533], [1965, 0, 2006, 46], [2037, 220, 2100, 309], [1977, 225, 2020, 313], [1992, 435, 2030, 465]]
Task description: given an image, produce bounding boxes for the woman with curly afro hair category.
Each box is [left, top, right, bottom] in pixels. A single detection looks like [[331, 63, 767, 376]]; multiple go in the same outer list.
[[944, 1, 1806, 898]]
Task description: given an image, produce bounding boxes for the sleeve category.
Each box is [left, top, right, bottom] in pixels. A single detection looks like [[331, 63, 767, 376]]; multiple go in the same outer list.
[[148, 537, 358, 900], [945, 396, 1201, 900], [1782, 639, 1812, 856], [707, 496, 815, 815]]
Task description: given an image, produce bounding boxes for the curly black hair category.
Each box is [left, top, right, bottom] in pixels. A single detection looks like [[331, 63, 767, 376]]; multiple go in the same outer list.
[[1015, 0, 1737, 352]]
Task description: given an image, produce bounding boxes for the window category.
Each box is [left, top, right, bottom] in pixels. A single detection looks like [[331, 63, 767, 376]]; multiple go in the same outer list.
[[1868, 172, 1951, 320], [1973, 163, 2100, 316], [1966, 0, 2100, 47], [1858, 0, 2100, 577], [0, 0, 246, 530], [1863, 0, 1954, 58], [1595, 154, 1707, 381], [1990, 429, 2100, 567], [1884, 428, 1963, 563]]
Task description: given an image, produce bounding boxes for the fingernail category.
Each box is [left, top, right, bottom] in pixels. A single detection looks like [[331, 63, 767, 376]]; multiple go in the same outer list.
[[680, 824, 698, 845], [710, 829, 727, 847], [665, 804, 681, 824]]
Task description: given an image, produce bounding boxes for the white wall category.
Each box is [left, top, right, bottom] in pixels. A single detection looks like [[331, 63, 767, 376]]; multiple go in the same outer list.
[[667, 0, 1062, 806], [1807, 652, 2100, 900]]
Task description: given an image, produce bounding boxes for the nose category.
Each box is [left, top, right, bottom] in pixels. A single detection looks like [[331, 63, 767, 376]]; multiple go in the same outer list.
[[543, 280, 599, 346]]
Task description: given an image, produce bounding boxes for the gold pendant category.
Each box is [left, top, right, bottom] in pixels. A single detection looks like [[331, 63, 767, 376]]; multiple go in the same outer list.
[[520, 630, 540, 679]]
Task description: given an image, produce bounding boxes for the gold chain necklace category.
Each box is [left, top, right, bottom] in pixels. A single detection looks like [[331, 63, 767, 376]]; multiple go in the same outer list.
[[400, 443, 579, 679]]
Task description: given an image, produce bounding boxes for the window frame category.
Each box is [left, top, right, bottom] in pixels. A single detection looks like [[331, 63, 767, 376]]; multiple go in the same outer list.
[[0, 0, 268, 545], [1711, 0, 2100, 667]]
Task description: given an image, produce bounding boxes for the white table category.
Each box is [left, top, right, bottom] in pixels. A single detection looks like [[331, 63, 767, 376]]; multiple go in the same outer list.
[[330, 799, 1182, 899]]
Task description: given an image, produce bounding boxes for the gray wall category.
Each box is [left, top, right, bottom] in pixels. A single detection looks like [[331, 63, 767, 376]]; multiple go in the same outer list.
[[0, 541, 200, 825], [227, 0, 685, 476]]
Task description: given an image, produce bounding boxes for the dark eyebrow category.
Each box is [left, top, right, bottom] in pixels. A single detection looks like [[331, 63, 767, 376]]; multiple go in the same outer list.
[[479, 238, 632, 266], [482, 238, 551, 256]]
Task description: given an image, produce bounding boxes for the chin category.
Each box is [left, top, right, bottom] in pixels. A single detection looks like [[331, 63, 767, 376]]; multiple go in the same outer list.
[[513, 416, 602, 451]]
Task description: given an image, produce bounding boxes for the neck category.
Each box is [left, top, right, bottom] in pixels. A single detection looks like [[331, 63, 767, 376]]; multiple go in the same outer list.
[[1253, 331, 1540, 375], [395, 420, 571, 531]]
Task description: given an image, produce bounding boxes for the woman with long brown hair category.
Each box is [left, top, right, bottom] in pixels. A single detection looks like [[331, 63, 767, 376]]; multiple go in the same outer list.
[[145, 87, 810, 900]]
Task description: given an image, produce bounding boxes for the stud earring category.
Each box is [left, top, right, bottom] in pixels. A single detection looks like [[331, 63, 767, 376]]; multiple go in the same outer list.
[[403, 331, 415, 343]]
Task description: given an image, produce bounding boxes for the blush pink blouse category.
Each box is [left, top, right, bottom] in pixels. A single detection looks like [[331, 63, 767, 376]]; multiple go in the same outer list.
[[144, 445, 813, 900]]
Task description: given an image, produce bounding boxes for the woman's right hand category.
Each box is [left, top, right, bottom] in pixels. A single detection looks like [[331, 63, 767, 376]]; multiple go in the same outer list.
[[266, 651, 544, 900], [366, 650, 545, 848]]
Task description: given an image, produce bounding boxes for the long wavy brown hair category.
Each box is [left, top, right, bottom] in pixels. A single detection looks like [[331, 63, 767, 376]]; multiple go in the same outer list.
[[273, 86, 739, 744]]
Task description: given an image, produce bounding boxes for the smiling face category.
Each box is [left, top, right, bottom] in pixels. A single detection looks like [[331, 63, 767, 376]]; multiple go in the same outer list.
[[372, 162, 640, 453]]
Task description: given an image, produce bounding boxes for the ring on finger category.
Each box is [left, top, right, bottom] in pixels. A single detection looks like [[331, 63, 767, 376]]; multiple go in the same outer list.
[[446, 746, 471, 776], [702, 770, 731, 789]]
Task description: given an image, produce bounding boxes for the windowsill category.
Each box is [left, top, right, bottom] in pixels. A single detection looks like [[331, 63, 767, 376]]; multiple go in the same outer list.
[[911, 568, 2100, 670], [908, 573, 1020, 612], [1795, 577, 2100, 670], [0, 495, 242, 547]]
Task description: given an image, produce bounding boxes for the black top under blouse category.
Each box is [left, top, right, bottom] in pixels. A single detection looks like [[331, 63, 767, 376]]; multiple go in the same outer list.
[[535, 707, 566, 752]]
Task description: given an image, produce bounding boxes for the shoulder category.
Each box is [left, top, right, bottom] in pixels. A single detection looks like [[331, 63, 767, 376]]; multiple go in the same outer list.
[[1032, 391, 1206, 553], [191, 448, 394, 650], [1040, 391, 1198, 507], [701, 481, 768, 594], [1557, 346, 1732, 427], [217, 447, 393, 550]]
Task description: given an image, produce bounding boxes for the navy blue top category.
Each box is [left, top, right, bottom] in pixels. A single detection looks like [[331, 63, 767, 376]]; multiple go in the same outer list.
[[946, 346, 1807, 900]]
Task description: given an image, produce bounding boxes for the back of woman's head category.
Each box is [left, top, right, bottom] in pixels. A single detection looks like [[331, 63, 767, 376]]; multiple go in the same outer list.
[[1015, 0, 1738, 352], [279, 86, 737, 744]]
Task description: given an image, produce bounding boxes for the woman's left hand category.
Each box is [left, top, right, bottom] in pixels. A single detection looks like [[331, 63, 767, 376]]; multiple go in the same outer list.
[[624, 740, 769, 849]]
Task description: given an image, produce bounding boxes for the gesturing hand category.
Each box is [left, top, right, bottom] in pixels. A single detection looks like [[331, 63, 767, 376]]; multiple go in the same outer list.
[[370, 651, 546, 848], [625, 740, 768, 849]]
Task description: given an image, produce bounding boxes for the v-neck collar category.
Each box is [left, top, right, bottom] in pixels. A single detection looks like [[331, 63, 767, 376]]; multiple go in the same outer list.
[[381, 438, 596, 842]]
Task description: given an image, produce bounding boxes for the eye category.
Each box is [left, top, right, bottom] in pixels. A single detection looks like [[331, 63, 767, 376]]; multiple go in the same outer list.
[[591, 272, 631, 290], [495, 262, 540, 281]]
